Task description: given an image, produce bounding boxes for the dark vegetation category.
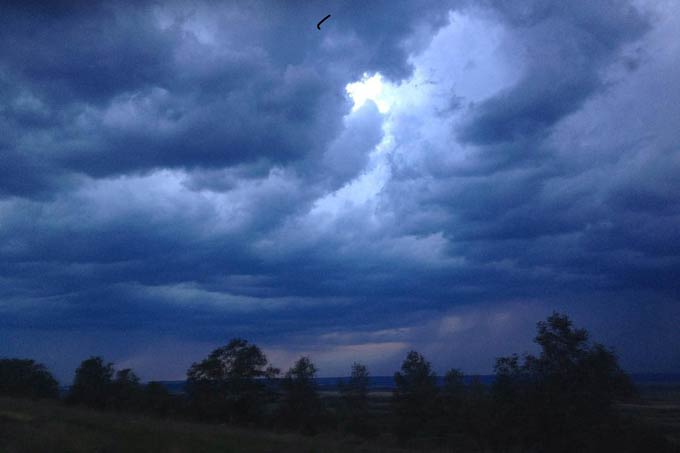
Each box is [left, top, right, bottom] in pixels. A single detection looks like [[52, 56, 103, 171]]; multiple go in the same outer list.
[[185, 338, 279, 424], [1, 313, 678, 452], [0, 359, 58, 400]]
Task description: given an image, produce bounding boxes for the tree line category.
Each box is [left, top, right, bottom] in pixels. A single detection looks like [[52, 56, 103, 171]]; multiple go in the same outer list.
[[0, 313, 675, 452]]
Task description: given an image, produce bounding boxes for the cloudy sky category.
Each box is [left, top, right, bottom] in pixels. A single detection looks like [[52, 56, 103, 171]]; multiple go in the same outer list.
[[1, 0, 679, 382]]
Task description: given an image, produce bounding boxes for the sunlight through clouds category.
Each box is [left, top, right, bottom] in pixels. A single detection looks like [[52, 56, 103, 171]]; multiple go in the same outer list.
[[345, 73, 392, 113]]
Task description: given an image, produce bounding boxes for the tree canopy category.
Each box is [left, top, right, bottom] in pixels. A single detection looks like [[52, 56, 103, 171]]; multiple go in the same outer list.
[[67, 356, 114, 408], [392, 351, 439, 439], [279, 356, 323, 433], [491, 312, 635, 451], [186, 338, 279, 423], [0, 358, 59, 399], [339, 362, 372, 436]]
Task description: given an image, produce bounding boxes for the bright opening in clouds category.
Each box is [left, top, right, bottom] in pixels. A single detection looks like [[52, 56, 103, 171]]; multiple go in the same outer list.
[[1, 0, 679, 383], [346, 73, 392, 113]]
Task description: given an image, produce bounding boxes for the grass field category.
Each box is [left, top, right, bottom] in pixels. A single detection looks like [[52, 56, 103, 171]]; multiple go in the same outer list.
[[2, 389, 680, 453], [0, 397, 410, 453], [619, 383, 680, 446]]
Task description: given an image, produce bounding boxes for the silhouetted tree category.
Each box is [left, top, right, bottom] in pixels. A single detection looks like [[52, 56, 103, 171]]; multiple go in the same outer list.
[[491, 312, 635, 452], [186, 338, 279, 424], [0, 358, 59, 399], [143, 381, 176, 416], [436, 370, 492, 449], [462, 375, 492, 451], [67, 356, 114, 408], [490, 353, 532, 448], [392, 351, 439, 440], [442, 369, 464, 394], [339, 362, 373, 437], [438, 368, 465, 435], [278, 356, 322, 434], [340, 362, 370, 409], [109, 368, 143, 411]]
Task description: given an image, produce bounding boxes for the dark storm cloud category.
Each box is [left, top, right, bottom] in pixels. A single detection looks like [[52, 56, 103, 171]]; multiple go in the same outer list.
[[372, 0, 680, 370], [0, 3, 176, 104], [0, 0, 455, 195], [459, 0, 649, 147], [1, 0, 679, 380]]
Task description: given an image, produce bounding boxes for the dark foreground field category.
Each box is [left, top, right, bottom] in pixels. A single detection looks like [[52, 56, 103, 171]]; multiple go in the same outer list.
[[619, 383, 680, 446], [2, 391, 680, 453], [0, 396, 415, 453]]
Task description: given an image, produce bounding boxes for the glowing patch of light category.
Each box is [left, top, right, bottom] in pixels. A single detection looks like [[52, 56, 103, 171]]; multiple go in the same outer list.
[[346, 73, 391, 113]]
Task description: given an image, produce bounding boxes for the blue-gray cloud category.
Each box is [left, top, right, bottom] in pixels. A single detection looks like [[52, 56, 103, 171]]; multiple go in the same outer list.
[[1, 0, 679, 382]]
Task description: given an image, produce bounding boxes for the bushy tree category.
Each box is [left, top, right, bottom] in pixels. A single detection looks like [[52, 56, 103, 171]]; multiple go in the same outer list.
[[339, 362, 373, 437], [67, 356, 114, 408], [0, 358, 59, 399], [462, 376, 492, 450], [186, 338, 279, 423], [490, 354, 532, 448], [392, 351, 439, 439], [278, 356, 322, 434], [340, 362, 370, 409], [109, 368, 143, 411], [436, 370, 493, 449], [143, 381, 175, 416], [439, 368, 465, 428], [491, 312, 635, 451]]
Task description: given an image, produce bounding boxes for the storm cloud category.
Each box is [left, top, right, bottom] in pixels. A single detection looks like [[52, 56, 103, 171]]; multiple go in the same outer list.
[[1, 0, 679, 381]]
